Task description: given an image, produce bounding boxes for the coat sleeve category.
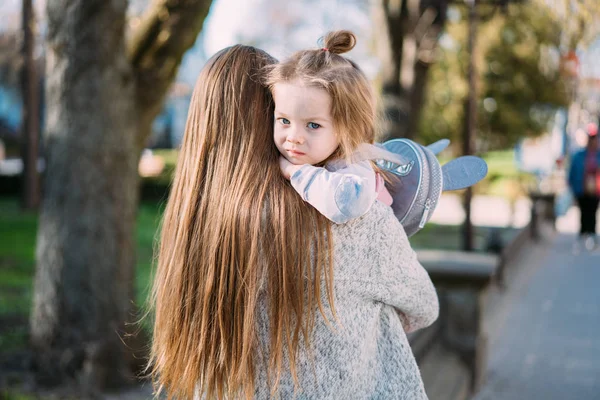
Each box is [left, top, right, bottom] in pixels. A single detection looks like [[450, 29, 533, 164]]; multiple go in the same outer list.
[[290, 161, 378, 224], [378, 223, 439, 333], [339, 204, 440, 333]]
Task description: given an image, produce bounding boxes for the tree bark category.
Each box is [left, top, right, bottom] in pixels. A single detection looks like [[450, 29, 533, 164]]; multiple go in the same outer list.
[[31, 0, 138, 389], [20, 0, 41, 210], [31, 0, 214, 390]]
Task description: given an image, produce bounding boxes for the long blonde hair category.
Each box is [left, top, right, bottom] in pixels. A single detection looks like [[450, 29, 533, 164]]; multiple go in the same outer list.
[[148, 45, 334, 399], [265, 30, 377, 165]]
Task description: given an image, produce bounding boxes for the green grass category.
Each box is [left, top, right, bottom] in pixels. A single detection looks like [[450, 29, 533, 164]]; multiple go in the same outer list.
[[0, 200, 37, 318], [134, 201, 166, 306], [484, 150, 518, 174], [0, 198, 165, 353], [481, 150, 537, 198], [153, 148, 178, 166]]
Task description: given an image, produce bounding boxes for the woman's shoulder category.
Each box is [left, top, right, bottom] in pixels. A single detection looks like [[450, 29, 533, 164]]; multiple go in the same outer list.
[[331, 201, 407, 247], [358, 200, 401, 228]]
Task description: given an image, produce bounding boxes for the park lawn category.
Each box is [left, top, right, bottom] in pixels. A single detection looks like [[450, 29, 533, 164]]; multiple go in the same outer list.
[[480, 150, 537, 198], [0, 198, 165, 353], [0, 200, 37, 354]]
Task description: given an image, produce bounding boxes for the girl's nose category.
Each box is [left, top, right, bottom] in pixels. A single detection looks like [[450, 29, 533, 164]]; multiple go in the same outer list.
[[286, 131, 305, 145]]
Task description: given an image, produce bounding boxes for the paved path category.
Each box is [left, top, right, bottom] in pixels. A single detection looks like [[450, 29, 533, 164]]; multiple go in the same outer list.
[[474, 231, 600, 400]]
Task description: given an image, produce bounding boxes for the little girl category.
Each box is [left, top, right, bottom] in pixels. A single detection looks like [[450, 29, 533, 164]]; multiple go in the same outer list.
[[267, 30, 395, 224]]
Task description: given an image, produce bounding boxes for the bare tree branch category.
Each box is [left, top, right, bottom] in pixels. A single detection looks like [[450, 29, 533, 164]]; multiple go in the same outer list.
[[408, 0, 447, 137], [127, 0, 213, 146], [376, 0, 447, 140]]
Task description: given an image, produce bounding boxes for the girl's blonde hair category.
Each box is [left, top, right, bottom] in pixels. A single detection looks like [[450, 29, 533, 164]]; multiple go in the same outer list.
[[148, 45, 334, 399], [265, 30, 376, 164]]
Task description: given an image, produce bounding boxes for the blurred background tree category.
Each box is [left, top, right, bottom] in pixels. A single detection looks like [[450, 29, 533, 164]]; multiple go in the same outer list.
[[480, 4, 569, 149], [29, 0, 213, 390], [373, 0, 448, 140], [418, 2, 570, 152]]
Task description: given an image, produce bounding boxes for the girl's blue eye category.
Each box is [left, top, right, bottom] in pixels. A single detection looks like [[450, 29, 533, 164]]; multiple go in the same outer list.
[[280, 118, 290, 125], [307, 122, 321, 130]]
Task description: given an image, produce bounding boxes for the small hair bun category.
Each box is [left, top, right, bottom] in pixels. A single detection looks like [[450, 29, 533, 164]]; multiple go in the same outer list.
[[321, 30, 356, 55]]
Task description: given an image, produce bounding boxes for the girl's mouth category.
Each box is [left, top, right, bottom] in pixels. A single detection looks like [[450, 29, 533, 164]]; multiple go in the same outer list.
[[287, 150, 305, 157]]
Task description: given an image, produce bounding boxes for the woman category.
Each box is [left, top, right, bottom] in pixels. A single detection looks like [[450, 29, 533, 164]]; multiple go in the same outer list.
[[569, 124, 600, 250], [148, 44, 439, 399]]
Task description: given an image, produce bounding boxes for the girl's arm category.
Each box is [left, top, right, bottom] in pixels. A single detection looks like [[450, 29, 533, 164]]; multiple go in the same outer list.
[[289, 160, 378, 224]]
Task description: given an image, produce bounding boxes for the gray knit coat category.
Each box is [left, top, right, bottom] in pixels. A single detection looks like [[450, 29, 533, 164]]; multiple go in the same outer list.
[[254, 201, 439, 399]]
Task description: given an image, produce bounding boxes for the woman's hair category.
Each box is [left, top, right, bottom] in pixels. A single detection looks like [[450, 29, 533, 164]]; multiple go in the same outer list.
[[265, 30, 376, 164], [149, 45, 334, 399]]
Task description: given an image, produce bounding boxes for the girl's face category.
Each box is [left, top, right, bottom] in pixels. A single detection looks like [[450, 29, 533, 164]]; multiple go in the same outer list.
[[272, 79, 339, 166]]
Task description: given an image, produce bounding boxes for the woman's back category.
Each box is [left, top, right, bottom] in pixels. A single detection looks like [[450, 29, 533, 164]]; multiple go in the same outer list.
[[255, 201, 438, 399], [151, 43, 438, 400]]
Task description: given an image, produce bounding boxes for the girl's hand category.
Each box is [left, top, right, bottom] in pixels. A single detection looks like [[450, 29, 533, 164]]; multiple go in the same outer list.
[[279, 156, 302, 180]]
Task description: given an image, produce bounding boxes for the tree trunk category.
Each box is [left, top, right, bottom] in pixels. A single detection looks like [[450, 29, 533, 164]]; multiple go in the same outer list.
[[20, 0, 41, 210], [375, 0, 412, 140], [375, 0, 447, 141], [31, 0, 139, 389], [407, 0, 447, 137], [30, 0, 213, 390]]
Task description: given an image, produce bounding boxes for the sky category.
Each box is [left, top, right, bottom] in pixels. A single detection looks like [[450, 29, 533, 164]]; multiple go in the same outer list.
[[0, 0, 44, 33], [202, 0, 376, 74], [203, 0, 259, 56]]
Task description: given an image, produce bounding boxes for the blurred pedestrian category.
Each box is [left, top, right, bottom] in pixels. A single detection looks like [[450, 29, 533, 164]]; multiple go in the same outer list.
[[568, 122, 600, 251]]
